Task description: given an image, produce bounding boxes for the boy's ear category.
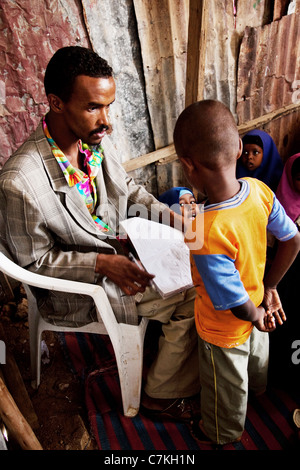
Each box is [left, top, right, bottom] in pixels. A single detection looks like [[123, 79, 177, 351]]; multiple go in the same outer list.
[[179, 155, 196, 174], [237, 138, 243, 160]]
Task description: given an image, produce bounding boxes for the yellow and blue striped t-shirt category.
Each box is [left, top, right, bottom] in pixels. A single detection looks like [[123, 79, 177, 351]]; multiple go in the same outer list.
[[186, 177, 297, 348]]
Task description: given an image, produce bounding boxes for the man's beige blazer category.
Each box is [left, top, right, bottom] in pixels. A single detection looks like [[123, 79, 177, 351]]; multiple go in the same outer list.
[[0, 122, 165, 326]]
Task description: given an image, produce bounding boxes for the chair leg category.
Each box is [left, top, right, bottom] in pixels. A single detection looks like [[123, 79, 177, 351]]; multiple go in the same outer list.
[[34, 325, 43, 389], [113, 318, 148, 417], [25, 288, 42, 389], [25, 282, 148, 415], [27, 309, 39, 389]]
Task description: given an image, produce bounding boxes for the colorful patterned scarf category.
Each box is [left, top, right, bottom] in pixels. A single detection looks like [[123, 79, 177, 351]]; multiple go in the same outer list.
[[42, 116, 111, 232]]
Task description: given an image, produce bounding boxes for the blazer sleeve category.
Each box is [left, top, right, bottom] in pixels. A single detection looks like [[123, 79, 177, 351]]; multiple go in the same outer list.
[[0, 177, 98, 284], [101, 135, 167, 220]]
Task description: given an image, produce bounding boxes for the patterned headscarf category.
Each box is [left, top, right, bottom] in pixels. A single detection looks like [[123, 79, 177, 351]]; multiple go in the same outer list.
[[158, 187, 194, 214], [237, 129, 284, 192], [276, 153, 300, 223]]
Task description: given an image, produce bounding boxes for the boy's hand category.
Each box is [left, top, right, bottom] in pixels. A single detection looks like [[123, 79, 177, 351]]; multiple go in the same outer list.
[[253, 306, 276, 332], [263, 287, 286, 325]]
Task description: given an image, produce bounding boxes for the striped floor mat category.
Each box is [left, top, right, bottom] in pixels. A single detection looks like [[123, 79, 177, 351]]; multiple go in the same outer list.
[[59, 328, 300, 451]]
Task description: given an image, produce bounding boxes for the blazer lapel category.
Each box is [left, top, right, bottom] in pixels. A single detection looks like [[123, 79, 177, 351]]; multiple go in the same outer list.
[[34, 122, 116, 239]]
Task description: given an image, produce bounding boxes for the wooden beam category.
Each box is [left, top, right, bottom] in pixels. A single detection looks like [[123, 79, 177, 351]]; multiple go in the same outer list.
[[0, 324, 39, 430], [0, 376, 42, 450], [237, 101, 300, 135], [122, 102, 300, 172], [123, 143, 176, 173], [185, 0, 209, 106]]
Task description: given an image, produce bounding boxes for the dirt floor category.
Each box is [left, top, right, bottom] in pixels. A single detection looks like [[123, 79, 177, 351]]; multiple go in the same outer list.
[[1, 287, 300, 452], [0, 287, 98, 451]]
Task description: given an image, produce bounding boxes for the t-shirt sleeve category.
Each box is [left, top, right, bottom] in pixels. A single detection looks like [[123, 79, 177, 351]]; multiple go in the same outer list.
[[192, 253, 249, 310], [267, 195, 298, 241]]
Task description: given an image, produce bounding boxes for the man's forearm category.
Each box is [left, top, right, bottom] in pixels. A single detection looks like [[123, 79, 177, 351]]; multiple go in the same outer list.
[[27, 248, 98, 284]]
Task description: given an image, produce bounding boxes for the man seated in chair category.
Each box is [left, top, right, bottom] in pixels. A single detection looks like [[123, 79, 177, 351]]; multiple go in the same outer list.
[[0, 46, 199, 422]]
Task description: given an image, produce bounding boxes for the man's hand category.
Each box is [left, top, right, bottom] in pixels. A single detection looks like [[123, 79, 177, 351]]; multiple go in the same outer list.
[[95, 253, 155, 296], [263, 287, 286, 326]]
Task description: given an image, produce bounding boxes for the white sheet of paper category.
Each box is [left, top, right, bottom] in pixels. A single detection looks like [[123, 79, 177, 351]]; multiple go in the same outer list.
[[119, 218, 193, 298]]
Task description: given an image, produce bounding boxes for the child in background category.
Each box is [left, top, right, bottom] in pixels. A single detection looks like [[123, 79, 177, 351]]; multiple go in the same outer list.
[[236, 129, 283, 192], [174, 99, 300, 446], [276, 153, 300, 230], [159, 186, 199, 222], [268, 153, 300, 391]]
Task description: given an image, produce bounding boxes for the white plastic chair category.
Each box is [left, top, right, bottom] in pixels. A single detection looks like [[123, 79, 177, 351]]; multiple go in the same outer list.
[[0, 251, 148, 417]]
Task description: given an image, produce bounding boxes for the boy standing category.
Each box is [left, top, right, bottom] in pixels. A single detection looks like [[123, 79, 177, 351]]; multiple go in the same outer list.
[[174, 100, 300, 445]]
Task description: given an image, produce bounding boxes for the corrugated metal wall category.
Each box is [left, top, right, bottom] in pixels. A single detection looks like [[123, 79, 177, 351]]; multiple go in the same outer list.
[[237, 11, 300, 161], [0, 0, 90, 165], [0, 0, 299, 194]]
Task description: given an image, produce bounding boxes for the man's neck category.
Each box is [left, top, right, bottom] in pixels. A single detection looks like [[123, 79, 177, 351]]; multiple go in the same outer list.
[[46, 113, 83, 169]]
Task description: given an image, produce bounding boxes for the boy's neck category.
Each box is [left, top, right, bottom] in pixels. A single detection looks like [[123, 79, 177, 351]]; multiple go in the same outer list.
[[205, 170, 241, 205]]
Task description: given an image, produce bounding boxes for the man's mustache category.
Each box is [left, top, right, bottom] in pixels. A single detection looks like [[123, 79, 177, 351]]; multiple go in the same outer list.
[[90, 124, 112, 136]]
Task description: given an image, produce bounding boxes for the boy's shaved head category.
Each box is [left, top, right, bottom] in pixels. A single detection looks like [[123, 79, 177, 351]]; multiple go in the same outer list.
[[174, 100, 240, 169]]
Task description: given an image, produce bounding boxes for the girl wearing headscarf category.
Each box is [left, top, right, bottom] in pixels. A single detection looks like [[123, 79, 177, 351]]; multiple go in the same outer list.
[[237, 129, 284, 192], [269, 153, 300, 390], [276, 153, 300, 230], [158, 186, 199, 221]]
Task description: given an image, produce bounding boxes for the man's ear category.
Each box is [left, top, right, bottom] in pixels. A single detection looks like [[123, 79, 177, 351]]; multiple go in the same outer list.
[[47, 94, 64, 113], [237, 138, 243, 160]]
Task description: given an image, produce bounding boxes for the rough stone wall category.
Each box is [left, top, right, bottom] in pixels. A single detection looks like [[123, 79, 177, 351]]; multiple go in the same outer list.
[[1, 0, 295, 188], [0, 0, 90, 167], [81, 0, 155, 162], [0, 0, 188, 167]]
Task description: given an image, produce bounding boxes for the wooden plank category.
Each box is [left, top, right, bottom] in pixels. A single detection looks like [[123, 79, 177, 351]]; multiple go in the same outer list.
[[0, 324, 39, 430], [185, 0, 209, 106], [122, 102, 300, 172], [123, 144, 176, 172], [237, 102, 300, 135], [0, 376, 42, 450]]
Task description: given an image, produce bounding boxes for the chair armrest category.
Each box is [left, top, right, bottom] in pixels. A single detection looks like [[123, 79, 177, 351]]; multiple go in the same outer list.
[[0, 252, 117, 327]]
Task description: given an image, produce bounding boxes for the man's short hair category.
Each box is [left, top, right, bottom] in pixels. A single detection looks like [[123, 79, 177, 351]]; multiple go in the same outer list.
[[44, 46, 113, 102]]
